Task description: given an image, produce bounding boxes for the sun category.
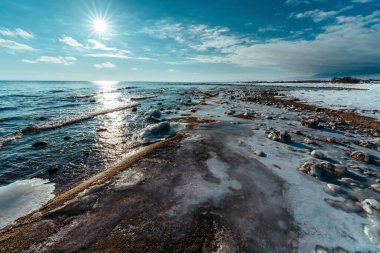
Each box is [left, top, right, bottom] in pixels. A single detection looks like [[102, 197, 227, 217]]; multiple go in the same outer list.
[[93, 19, 108, 35]]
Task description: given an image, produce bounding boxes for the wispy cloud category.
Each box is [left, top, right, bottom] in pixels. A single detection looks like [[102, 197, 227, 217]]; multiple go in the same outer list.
[[0, 38, 34, 50], [85, 53, 131, 59], [94, 62, 116, 68], [22, 56, 77, 66], [141, 21, 246, 52], [0, 28, 34, 39], [59, 36, 133, 59], [291, 6, 353, 22], [258, 26, 283, 33]]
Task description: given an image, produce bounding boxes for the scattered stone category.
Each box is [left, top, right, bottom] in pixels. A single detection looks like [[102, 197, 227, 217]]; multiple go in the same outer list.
[[146, 109, 162, 121], [138, 122, 175, 143], [299, 161, 346, 180], [96, 128, 107, 132], [310, 150, 326, 159], [369, 184, 380, 193], [350, 151, 374, 164], [89, 99, 96, 103], [255, 150, 267, 157], [63, 136, 71, 141], [325, 137, 336, 144], [47, 166, 59, 174], [301, 118, 320, 129], [267, 131, 292, 143], [131, 107, 137, 112], [32, 140, 48, 147], [353, 140, 377, 149], [304, 138, 314, 145], [291, 130, 302, 135], [38, 116, 48, 121]]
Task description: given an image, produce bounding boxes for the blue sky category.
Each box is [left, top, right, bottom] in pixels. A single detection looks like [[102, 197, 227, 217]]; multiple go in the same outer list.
[[0, 0, 379, 81]]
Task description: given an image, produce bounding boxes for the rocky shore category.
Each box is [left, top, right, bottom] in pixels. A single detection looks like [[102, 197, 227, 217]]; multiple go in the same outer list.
[[0, 85, 379, 252]]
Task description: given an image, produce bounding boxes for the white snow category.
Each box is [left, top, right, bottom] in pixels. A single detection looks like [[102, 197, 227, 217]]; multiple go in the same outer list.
[[287, 83, 380, 120], [0, 178, 55, 230]]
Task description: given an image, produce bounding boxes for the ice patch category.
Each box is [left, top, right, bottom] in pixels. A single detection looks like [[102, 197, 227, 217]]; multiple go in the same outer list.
[[112, 169, 145, 190], [0, 178, 55, 229], [135, 122, 175, 144]]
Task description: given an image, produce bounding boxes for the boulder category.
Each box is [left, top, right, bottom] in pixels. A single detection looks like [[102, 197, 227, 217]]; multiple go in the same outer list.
[[351, 151, 374, 164], [301, 118, 320, 129], [267, 131, 292, 143]]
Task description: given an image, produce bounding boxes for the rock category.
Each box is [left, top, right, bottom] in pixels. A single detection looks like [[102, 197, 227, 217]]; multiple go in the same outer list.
[[304, 138, 314, 145], [369, 184, 380, 193], [353, 140, 377, 149], [350, 151, 374, 164], [89, 99, 96, 103], [63, 136, 71, 141], [291, 130, 302, 135], [325, 137, 336, 144], [310, 150, 326, 159], [146, 109, 161, 121], [32, 140, 48, 147], [362, 199, 380, 215], [255, 150, 267, 157], [47, 166, 59, 174], [267, 131, 292, 143], [38, 116, 48, 121], [131, 107, 137, 112], [301, 118, 320, 129], [299, 161, 346, 180], [138, 122, 175, 143], [96, 128, 107, 132]]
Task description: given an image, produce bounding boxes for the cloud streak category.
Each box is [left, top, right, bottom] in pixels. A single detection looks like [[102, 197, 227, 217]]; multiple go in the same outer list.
[[0, 28, 34, 39], [94, 62, 116, 68], [0, 38, 34, 51], [22, 56, 77, 66]]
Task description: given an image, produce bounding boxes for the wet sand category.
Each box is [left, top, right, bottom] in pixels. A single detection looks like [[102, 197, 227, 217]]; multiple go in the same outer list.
[[0, 86, 379, 252]]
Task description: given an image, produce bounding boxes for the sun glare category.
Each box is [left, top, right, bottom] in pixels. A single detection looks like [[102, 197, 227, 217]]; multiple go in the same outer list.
[[93, 19, 108, 35]]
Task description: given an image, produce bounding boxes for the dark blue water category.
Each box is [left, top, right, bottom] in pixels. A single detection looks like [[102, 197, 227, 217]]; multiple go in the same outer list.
[[0, 81, 209, 190]]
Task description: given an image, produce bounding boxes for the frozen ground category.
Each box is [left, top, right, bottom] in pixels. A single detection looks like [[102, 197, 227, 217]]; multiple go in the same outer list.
[[286, 83, 380, 120], [0, 86, 379, 253]]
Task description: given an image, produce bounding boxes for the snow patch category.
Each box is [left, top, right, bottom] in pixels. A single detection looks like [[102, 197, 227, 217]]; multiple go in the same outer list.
[[0, 178, 55, 229]]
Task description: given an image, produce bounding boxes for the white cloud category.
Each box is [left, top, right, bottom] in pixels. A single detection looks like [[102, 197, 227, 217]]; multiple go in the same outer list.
[[59, 36, 133, 59], [59, 36, 84, 48], [21, 59, 37, 64], [94, 62, 116, 68], [191, 11, 380, 77], [258, 26, 283, 33], [22, 56, 77, 66], [0, 28, 34, 39], [142, 21, 244, 52], [85, 53, 131, 59], [291, 6, 353, 22], [0, 38, 34, 50]]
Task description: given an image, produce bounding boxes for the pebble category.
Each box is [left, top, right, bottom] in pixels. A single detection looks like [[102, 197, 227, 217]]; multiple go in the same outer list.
[[255, 150, 267, 157], [350, 151, 374, 164]]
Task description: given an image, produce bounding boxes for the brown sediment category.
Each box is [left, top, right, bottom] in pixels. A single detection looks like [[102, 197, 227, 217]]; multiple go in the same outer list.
[[169, 116, 218, 129], [0, 134, 184, 248], [247, 91, 380, 132]]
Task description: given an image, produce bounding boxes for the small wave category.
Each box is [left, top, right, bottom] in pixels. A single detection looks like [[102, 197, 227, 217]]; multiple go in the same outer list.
[[68, 94, 97, 99], [21, 102, 139, 134], [0, 106, 18, 112], [130, 95, 159, 101], [0, 132, 23, 149]]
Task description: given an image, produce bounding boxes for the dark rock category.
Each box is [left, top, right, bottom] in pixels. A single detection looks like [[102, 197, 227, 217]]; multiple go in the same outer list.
[[32, 140, 48, 147], [301, 118, 320, 129], [63, 136, 71, 141]]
